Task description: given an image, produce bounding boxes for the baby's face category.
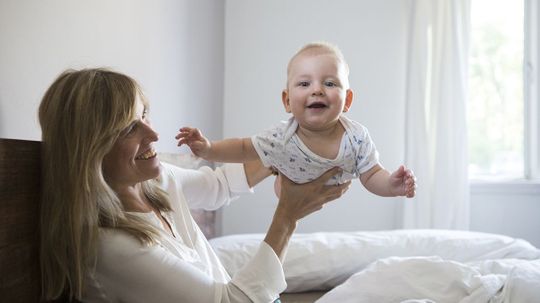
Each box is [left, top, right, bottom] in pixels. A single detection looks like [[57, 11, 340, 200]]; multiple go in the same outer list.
[[283, 52, 352, 132]]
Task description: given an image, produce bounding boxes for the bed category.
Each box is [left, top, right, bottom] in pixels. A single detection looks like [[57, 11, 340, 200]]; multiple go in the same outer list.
[[2, 140, 539, 302], [209, 230, 540, 302]]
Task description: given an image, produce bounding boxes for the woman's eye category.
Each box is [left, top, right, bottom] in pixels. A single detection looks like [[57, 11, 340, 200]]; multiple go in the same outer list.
[[142, 109, 148, 120], [123, 123, 138, 136]]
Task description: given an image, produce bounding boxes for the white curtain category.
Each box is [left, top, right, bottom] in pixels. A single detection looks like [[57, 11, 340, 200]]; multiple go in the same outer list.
[[403, 0, 471, 229]]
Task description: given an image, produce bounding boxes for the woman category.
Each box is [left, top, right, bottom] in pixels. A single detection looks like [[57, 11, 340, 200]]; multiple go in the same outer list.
[[39, 68, 350, 302]]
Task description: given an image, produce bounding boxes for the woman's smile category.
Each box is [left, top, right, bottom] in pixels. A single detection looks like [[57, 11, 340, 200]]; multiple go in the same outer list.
[[136, 148, 157, 160]]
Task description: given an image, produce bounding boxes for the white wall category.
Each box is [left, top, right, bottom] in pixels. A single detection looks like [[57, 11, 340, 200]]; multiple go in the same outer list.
[[223, 0, 411, 234], [470, 184, 540, 247], [0, 0, 224, 153]]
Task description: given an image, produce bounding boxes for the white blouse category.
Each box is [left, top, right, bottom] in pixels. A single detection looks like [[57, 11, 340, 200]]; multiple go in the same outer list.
[[82, 162, 286, 303]]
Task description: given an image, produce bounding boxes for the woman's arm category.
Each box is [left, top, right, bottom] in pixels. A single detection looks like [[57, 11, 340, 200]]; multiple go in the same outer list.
[[95, 231, 273, 303], [166, 162, 252, 211], [264, 168, 351, 259]]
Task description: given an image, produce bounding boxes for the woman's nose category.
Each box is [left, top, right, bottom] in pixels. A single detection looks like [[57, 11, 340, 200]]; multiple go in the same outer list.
[[142, 122, 159, 143]]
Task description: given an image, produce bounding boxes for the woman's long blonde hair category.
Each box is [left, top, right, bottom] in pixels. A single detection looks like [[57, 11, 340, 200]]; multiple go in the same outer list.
[[39, 68, 171, 300]]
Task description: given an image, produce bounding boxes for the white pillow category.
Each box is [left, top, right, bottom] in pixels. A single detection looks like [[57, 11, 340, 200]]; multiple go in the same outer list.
[[209, 230, 540, 292]]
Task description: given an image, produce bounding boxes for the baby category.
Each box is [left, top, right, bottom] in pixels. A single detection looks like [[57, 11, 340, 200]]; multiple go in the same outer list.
[[177, 41, 416, 198]]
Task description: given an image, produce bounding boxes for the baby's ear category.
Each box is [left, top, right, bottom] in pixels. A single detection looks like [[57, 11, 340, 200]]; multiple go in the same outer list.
[[282, 90, 292, 113], [343, 89, 354, 112]]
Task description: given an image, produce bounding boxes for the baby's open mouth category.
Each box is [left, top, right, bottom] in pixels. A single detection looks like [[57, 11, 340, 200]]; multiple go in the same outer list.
[[307, 102, 327, 109], [136, 148, 157, 160]]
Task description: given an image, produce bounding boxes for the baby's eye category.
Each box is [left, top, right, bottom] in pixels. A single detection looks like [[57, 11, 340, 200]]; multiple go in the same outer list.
[[324, 81, 337, 87], [297, 81, 310, 87]]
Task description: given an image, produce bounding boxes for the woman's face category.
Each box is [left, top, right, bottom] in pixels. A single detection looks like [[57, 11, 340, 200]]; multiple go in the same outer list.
[[102, 95, 160, 190]]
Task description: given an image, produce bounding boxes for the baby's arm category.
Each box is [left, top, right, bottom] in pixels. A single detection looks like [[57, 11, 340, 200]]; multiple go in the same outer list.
[[359, 164, 416, 198], [176, 127, 259, 163]]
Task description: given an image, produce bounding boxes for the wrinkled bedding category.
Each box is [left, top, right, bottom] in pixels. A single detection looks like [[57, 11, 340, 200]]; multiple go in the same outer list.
[[210, 230, 540, 302], [316, 257, 540, 303]]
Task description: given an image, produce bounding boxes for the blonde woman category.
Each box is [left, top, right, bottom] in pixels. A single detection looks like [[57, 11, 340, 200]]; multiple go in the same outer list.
[[39, 68, 350, 302]]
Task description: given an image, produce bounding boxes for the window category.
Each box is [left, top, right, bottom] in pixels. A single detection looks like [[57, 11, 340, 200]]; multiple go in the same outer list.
[[468, 0, 539, 182]]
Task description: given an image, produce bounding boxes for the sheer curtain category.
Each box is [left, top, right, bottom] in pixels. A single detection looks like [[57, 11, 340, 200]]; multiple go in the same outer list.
[[403, 0, 471, 229]]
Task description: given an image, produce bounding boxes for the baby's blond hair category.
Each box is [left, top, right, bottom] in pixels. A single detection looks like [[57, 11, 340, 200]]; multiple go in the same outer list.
[[286, 41, 350, 87]]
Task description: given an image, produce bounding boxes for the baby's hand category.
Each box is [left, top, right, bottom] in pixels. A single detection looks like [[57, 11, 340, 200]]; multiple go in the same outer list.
[[176, 127, 211, 158], [389, 165, 417, 198]]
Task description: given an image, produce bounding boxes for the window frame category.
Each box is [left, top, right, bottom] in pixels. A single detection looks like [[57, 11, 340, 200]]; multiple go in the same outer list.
[[524, 0, 540, 180]]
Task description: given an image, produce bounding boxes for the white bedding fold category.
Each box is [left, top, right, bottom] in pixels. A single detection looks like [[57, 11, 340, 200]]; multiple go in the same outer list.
[[316, 256, 505, 303], [316, 257, 540, 303]]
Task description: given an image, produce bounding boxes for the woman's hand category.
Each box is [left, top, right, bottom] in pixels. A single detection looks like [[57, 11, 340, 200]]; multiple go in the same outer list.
[[264, 167, 351, 259], [276, 167, 351, 224]]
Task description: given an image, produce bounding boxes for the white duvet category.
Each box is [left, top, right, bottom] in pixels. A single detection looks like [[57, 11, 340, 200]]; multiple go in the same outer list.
[[210, 230, 540, 302], [316, 257, 540, 303]]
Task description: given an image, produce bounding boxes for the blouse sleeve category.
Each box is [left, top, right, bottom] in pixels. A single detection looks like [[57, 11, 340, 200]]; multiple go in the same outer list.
[[96, 230, 286, 303], [162, 162, 253, 211]]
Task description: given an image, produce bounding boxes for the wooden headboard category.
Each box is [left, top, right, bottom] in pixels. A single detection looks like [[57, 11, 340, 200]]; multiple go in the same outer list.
[[0, 139, 41, 301], [0, 139, 217, 301]]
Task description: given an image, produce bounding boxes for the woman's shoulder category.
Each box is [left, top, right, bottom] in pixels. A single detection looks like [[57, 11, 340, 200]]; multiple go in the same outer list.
[[158, 160, 212, 183], [95, 228, 171, 276], [159, 161, 186, 178], [157, 161, 192, 188], [97, 228, 149, 259]]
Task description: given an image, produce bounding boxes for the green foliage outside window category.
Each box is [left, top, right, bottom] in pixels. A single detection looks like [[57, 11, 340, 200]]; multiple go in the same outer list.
[[468, 0, 524, 180]]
